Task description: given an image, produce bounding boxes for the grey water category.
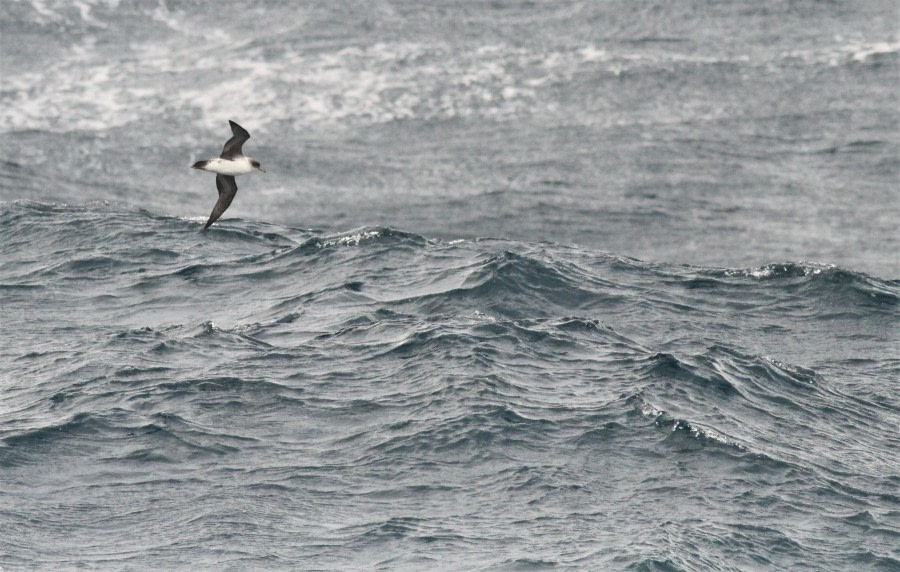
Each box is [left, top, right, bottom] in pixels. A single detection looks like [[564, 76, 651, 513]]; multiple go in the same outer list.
[[1, 1, 898, 570]]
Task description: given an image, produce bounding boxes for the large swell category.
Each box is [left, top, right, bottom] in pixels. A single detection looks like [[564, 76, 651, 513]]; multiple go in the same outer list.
[[1, 202, 897, 569], [2, 0, 899, 570]]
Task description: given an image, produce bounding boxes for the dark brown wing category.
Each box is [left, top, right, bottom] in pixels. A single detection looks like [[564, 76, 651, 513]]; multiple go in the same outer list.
[[204, 175, 238, 229], [220, 120, 250, 159]]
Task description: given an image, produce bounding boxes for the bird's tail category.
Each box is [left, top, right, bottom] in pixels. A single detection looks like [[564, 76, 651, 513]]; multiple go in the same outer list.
[[191, 160, 209, 170]]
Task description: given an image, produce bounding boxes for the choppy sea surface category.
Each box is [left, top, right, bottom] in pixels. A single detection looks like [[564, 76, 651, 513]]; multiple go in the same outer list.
[[1, 1, 898, 570]]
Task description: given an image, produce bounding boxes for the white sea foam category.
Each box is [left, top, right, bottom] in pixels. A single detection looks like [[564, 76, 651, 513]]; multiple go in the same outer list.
[[4, 1, 895, 136], [781, 39, 900, 67], [848, 40, 900, 62], [0, 18, 763, 134]]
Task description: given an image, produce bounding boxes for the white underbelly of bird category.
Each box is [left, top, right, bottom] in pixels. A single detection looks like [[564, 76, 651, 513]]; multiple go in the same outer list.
[[193, 156, 257, 176]]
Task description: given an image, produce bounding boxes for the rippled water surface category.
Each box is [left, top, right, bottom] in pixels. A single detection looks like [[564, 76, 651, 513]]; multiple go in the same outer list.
[[1, 1, 898, 570]]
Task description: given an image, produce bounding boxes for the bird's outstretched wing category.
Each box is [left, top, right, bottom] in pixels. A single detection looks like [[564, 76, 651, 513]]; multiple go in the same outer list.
[[219, 120, 250, 159], [204, 174, 238, 229]]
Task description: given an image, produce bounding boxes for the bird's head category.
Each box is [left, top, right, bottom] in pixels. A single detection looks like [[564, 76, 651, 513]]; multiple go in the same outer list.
[[250, 159, 265, 173]]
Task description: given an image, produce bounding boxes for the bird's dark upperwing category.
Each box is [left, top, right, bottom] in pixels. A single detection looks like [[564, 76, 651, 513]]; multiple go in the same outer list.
[[219, 120, 251, 159], [204, 175, 238, 229]]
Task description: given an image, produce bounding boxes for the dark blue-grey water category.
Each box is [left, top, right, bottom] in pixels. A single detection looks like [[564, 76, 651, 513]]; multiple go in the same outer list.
[[1, 1, 898, 570]]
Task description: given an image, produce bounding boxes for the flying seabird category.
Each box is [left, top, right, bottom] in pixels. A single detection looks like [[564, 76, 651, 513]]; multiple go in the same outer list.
[[191, 120, 265, 229]]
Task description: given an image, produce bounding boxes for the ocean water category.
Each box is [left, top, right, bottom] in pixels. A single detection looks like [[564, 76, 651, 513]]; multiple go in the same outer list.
[[1, 1, 898, 570]]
